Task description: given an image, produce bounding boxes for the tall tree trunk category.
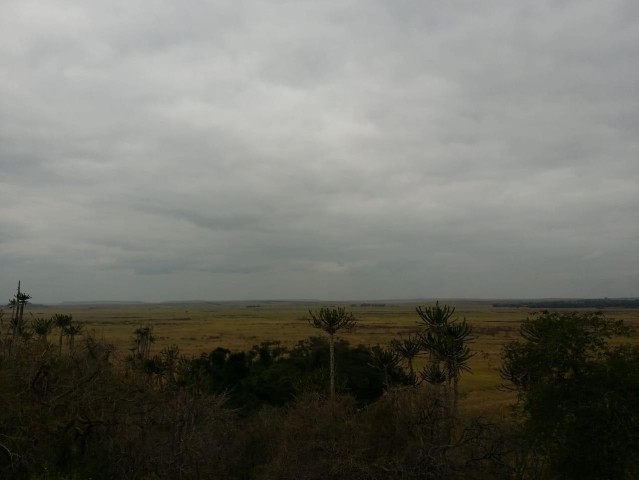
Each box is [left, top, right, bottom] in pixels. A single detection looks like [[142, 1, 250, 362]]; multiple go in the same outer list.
[[453, 375, 459, 419], [450, 357, 459, 419], [408, 358, 415, 385], [10, 282, 21, 356], [10, 318, 18, 355], [329, 333, 335, 400]]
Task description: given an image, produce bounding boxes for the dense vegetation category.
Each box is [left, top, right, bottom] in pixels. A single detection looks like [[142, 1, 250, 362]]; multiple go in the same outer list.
[[1, 287, 638, 479], [501, 311, 639, 479]]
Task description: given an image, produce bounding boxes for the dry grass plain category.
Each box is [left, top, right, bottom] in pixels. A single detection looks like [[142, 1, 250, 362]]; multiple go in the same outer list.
[[26, 300, 639, 414]]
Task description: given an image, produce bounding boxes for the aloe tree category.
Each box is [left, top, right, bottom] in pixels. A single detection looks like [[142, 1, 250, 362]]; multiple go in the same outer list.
[[8, 282, 31, 355], [53, 314, 73, 354], [417, 302, 474, 417], [421, 320, 473, 416], [307, 307, 357, 399], [16, 292, 31, 324], [370, 345, 402, 389], [416, 302, 456, 336], [31, 317, 55, 346], [64, 322, 83, 354], [133, 326, 155, 360], [391, 333, 422, 384]]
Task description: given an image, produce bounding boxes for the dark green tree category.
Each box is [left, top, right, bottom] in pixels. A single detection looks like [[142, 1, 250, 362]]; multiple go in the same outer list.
[[7, 282, 31, 355], [416, 302, 456, 336], [417, 302, 473, 416], [307, 307, 357, 399], [63, 322, 83, 354], [369, 345, 402, 389], [132, 326, 155, 360], [53, 314, 73, 355], [502, 310, 639, 480], [391, 333, 422, 384], [31, 317, 55, 346]]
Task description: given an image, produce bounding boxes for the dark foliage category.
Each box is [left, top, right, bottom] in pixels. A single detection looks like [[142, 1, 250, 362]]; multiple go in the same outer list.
[[0, 330, 512, 480], [183, 337, 408, 408], [502, 310, 639, 479]]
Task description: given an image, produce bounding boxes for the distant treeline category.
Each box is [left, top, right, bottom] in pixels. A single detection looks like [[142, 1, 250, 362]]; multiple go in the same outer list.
[[351, 303, 387, 307], [493, 298, 639, 309]]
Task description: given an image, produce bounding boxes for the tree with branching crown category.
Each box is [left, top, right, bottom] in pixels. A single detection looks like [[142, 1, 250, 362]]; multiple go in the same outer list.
[[8, 282, 31, 355], [391, 333, 422, 384], [31, 317, 55, 346], [53, 314, 73, 355], [307, 306, 357, 399], [416, 302, 473, 417]]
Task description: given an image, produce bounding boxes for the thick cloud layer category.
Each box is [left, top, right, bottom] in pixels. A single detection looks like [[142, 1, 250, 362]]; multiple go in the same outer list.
[[1, 1, 638, 302]]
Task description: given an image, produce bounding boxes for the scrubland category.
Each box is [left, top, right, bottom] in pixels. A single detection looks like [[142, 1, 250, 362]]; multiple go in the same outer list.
[[26, 300, 639, 411], [3, 299, 638, 479]]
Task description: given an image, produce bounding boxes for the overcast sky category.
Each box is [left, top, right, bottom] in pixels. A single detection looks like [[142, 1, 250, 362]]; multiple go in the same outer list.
[[1, 1, 638, 303]]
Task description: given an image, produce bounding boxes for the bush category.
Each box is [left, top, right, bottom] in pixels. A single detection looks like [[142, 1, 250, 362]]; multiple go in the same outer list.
[[502, 311, 639, 479], [183, 337, 406, 409]]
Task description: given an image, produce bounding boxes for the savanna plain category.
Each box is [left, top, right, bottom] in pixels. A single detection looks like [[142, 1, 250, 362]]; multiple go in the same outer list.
[[26, 299, 639, 414], [5, 294, 639, 479]]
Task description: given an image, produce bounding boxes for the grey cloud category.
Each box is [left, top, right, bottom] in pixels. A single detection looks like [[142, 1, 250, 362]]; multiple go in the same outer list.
[[1, 0, 638, 302]]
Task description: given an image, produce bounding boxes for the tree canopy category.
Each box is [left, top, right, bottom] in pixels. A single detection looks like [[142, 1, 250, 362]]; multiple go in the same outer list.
[[502, 310, 639, 479]]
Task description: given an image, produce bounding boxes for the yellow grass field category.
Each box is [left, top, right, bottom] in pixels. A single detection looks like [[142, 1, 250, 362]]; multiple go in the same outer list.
[[24, 300, 639, 414]]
